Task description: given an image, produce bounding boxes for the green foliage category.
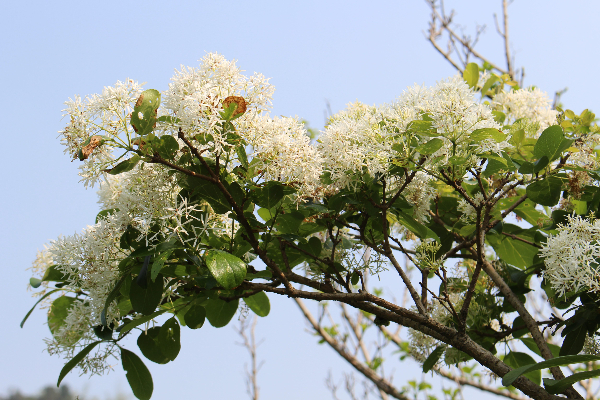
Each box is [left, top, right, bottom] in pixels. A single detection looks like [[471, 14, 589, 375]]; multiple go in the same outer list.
[[243, 291, 270, 317], [503, 351, 541, 385], [121, 348, 153, 400], [130, 89, 161, 136], [204, 250, 247, 289], [205, 298, 239, 328]]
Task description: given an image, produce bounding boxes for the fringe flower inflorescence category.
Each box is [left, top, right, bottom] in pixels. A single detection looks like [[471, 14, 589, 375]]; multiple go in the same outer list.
[[492, 87, 558, 136], [540, 214, 600, 297]]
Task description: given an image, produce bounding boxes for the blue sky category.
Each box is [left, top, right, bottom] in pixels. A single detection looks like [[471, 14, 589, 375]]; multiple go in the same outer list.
[[2, 1, 599, 399]]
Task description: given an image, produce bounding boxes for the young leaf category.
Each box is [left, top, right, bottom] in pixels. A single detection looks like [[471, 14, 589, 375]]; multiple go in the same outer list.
[[243, 291, 271, 317], [57, 341, 102, 386], [480, 74, 500, 98], [415, 138, 444, 155], [121, 348, 154, 400], [204, 249, 247, 289], [463, 63, 479, 89]]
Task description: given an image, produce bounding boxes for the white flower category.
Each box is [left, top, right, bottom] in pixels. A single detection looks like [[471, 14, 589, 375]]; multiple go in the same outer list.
[[318, 76, 504, 191], [540, 214, 600, 297], [162, 53, 274, 154], [60, 79, 144, 187], [457, 193, 485, 222], [404, 172, 436, 223], [492, 87, 558, 136], [244, 115, 323, 197]]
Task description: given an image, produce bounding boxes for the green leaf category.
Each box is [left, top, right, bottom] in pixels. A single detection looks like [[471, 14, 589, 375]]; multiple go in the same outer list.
[[560, 324, 587, 356], [487, 232, 538, 269], [57, 341, 102, 386], [526, 177, 562, 207], [492, 111, 506, 124], [502, 354, 600, 387], [93, 324, 113, 340], [519, 337, 560, 358], [518, 156, 549, 174], [21, 289, 61, 328], [42, 265, 69, 282], [236, 145, 249, 169], [504, 351, 541, 385], [29, 277, 43, 288], [396, 210, 440, 242], [107, 155, 141, 175], [204, 249, 247, 289], [396, 210, 427, 239], [184, 304, 206, 329], [423, 345, 447, 373], [205, 298, 239, 328], [188, 178, 231, 214], [544, 369, 600, 394], [156, 135, 179, 159], [137, 327, 169, 364], [533, 125, 573, 161], [118, 309, 167, 337], [130, 273, 164, 315], [48, 296, 79, 336], [121, 348, 154, 400], [470, 128, 506, 143], [253, 183, 284, 209], [157, 115, 180, 125], [131, 89, 161, 136], [102, 273, 130, 326], [415, 138, 444, 155], [513, 199, 549, 227], [480, 74, 500, 98], [96, 208, 119, 224], [463, 63, 479, 89], [157, 317, 180, 361], [243, 292, 270, 317], [274, 211, 305, 234], [150, 250, 173, 281]]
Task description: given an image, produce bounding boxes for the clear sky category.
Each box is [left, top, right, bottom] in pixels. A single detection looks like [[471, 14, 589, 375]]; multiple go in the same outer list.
[[2, 1, 600, 399]]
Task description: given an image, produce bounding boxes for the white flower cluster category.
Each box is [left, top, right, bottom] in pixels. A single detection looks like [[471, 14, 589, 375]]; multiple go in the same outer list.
[[161, 53, 274, 154], [38, 161, 234, 373], [60, 79, 144, 187], [243, 115, 323, 196], [540, 214, 600, 297], [492, 87, 558, 136], [457, 193, 485, 222], [318, 76, 503, 191]]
